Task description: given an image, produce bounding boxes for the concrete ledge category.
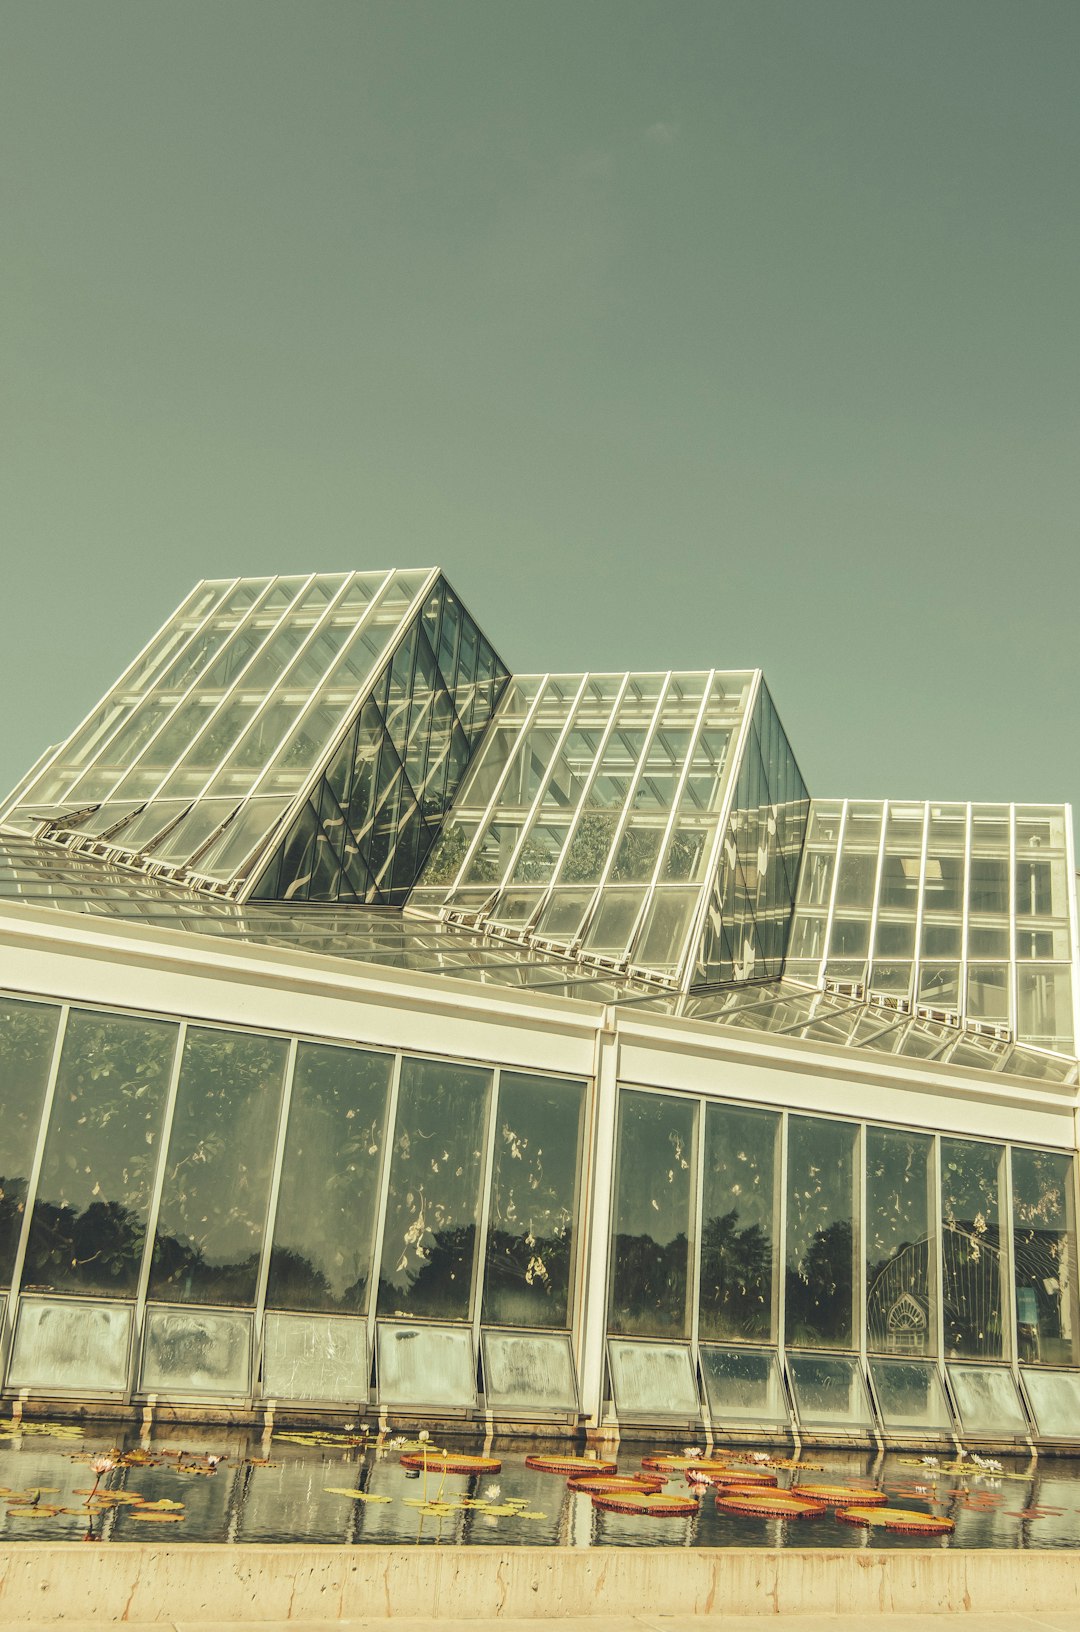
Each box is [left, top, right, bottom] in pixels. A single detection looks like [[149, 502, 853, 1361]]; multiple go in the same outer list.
[[1, 1546, 1080, 1622]]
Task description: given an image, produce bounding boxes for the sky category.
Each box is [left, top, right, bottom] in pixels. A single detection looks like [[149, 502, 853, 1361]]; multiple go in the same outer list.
[[4, 0, 1078, 826]]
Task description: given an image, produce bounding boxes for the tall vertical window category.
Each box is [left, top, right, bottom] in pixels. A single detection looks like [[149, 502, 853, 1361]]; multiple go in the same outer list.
[[0, 998, 61, 1286], [785, 1116, 858, 1349], [698, 1104, 778, 1343], [22, 1011, 178, 1297], [377, 1058, 492, 1322], [941, 1137, 1005, 1359], [266, 1043, 393, 1314], [482, 1072, 585, 1329], [148, 1028, 288, 1306], [608, 1090, 696, 1338], [1011, 1147, 1078, 1367], [865, 1128, 934, 1355]]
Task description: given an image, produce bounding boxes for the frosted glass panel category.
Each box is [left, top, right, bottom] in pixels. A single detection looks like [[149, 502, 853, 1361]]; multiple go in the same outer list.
[[1021, 1368, 1080, 1438], [947, 1363, 1028, 1437], [376, 1321, 476, 1409], [607, 1339, 700, 1418], [699, 1345, 789, 1429], [141, 1306, 252, 1395], [787, 1353, 875, 1429], [481, 1330, 577, 1413], [8, 1298, 132, 1392], [869, 1358, 954, 1434], [261, 1312, 367, 1403]]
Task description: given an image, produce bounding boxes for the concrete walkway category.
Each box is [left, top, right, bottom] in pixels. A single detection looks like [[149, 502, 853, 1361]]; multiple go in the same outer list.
[[7, 1617, 1080, 1631]]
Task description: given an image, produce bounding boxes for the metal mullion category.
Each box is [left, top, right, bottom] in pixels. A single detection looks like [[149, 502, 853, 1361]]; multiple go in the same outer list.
[[930, 1133, 945, 1367], [234, 570, 426, 903], [4, 1004, 70, 1337], [1001, 1140, 1018, 1372], [958, 803, 973, 1030], [864, 802, 890, 996], [856, 1121, 868, 1380], [87, 576, 289, 804], [776, 1108, 795, 1436], [365, 1051, 405, 1381], [419, 588, 466, 821], [439, 678, 551, 893], [368, 593, 432, 896], [908, 801, 932, 1011], [675, 671, 763, 990], [1008, 802, 1019, 1043], [251, 1036, 300, 1403], [688, 1092, 707, 1366], [53, 579, 244, 809], [131, 1019, 188, 1390], [628, 673, 718, 973], [525, 675, 633, 933], [1063, 809, 1080, 1057], [471, 1065, 502, 1375], [478, 674, 594, 917], [814, 797, 849, 988]]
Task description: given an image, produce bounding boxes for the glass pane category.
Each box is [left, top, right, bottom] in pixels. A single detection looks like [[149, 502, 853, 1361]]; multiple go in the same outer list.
[[148, 1029, 289, 1306], [785, 1116, 858, 1349], [866, 1128, 935, 1356], [947, 1363, 1028, 1436], [141, 1306, 252, 1395], [261, 1311, 367, 1403], [22, 1010, 178, 1297], [1020, 1368, 1080, 1438], [482, 1072, 585, 1329], [941, 1138, 1005, 1359], [266, 1043, 393, 1314], [869, 1357, 954, 1434], [699, 1105, 778, 1343], [481, 1330, 577, 1413], [699, 1345, 789, 1429], [376, 1321, 476, 1408], [8, 1298, 133, 1392], [607, 1338, 700, 1418], [608, 1090, 695, 1338], [377, 1058, 492, 1322], [1011, 1147, 1079, 1366], [787, 1353, 875, 1429], [0, 998, 60, 1285]]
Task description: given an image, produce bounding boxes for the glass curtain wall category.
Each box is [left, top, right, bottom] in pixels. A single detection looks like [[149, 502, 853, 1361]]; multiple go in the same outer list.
[[787, 799, 1076, 1055]]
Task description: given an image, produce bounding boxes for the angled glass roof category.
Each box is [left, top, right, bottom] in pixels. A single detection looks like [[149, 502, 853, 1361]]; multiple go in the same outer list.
[[411, 668, 757, 981], [786, 798, 1078, 1057], [0, 833, 1072, 1084]]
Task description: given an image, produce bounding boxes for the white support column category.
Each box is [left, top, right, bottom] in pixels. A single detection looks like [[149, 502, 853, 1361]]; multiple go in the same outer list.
[[576, 1006, 620, 1431]]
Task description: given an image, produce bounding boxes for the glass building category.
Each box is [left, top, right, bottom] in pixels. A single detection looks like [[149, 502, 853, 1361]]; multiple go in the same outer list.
[[0, 570, 1077, 1447]]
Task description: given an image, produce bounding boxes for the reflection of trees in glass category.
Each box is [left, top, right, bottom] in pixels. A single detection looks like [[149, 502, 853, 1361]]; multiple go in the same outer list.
[[0, 998, 60, 1284], [482, 1073, 584, 1328], [266, 1043, 393, 1313], [377, 1058, 491, 1321], [149, 1028, 288, 1306], [941, 1137, 1003, 1359], [866, 1129, 934, 1355], [785, 1116, 857, 1349], [561, 814, 617, 883], [421, 822, 491, 885], [698, 1106, 777, 1342], [1011, 1147, 1078, 1366], [609, 1091, 695, 1338], [23, 1011, 177, 1296]]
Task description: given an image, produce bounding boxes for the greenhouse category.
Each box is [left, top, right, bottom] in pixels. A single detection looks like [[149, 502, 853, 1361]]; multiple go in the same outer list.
[[0, 569, 1077, 1448]]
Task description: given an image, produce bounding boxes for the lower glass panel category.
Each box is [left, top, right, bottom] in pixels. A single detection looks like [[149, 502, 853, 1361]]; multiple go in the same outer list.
[[869, 1357, 954, 1435], [481, 1329, 577, 1414], [699, 1344, 789, 1430], [947, 1363, 1028, 1437], [261, 1312, 367, 1404], [376, 1321, 476, 1410], [1020, 1367, 1080, 1438], [607, 1338, 700, 1419], [787, 1352, 875, 1431], [140, 1306, 253, 1396], [8, 1297, 132, 1392]]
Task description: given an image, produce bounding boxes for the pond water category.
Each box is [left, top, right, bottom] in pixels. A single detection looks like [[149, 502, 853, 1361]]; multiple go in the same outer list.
[[0, 1422, 1078, 1549]]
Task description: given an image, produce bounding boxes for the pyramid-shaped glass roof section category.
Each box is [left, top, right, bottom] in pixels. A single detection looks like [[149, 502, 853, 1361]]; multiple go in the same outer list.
[[0, 570, 508, 899], [785, 796, 1079, 1058], [410, 667, 807, 986]]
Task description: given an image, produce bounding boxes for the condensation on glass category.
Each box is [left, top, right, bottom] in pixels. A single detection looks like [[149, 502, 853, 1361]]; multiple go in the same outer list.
[[606, 1338, 700, 1418], [261, 1311, 368, 1404]]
